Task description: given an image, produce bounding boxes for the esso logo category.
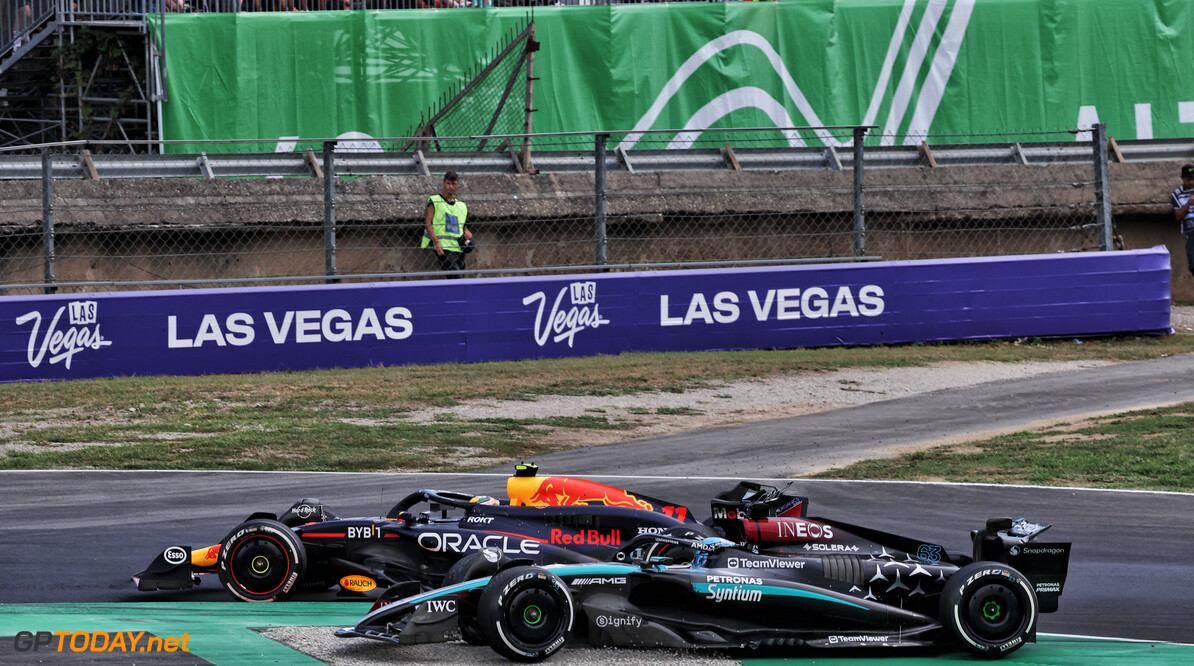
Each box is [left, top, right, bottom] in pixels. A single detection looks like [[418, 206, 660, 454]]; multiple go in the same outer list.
[[163, 547, 187, 565]]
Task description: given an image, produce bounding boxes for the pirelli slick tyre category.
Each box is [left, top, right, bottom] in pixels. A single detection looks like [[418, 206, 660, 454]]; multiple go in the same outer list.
[[939, 562, 1037, 659], [478, 566, 573, 662], [217, 519, 307, 602]]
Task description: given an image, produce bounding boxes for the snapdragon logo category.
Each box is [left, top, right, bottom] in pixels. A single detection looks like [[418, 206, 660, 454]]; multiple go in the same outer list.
[[15, 301, 113, 370], [618, 0, 977, 150], [523, 281, 610, 348], [1017, 546, 1066, 556]]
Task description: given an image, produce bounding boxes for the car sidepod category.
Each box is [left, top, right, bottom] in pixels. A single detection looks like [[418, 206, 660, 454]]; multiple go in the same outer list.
[[453, 560, 946, 651]]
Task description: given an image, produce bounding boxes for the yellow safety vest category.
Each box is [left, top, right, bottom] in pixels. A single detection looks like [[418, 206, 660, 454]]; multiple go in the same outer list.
[[422, 195, 468, 252]]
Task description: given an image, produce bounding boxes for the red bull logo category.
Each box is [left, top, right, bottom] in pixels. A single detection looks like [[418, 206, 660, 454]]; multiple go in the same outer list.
[[549, 529, 622, 546], [515, 476, 654, 511]]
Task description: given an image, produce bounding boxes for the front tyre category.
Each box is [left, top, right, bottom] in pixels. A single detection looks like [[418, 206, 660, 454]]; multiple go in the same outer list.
[[217, 519, 306, 602], [478, 566, 573, 662], [940, 562, 1038, 659]]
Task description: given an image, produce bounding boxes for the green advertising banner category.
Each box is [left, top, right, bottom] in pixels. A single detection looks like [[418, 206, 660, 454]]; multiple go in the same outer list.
[[154, 1, 1194, 150]]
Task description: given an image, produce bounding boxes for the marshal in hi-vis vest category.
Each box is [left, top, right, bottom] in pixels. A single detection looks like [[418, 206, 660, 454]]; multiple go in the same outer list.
[[1174, 187, 1194, 235], [422, 195, 468, 252]]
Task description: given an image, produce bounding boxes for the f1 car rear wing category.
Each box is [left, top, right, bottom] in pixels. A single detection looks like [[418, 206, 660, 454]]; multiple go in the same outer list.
[[973, 517, 1072, 613], [709, 481, 808, 541]]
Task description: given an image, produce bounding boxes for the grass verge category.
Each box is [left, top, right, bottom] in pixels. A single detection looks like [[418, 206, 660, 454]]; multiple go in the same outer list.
[[813, 402, 1194, 492]]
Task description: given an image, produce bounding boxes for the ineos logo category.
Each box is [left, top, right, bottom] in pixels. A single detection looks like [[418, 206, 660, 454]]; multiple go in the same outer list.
[[776, 519, 834, 540], [163, 547, 187, 565]]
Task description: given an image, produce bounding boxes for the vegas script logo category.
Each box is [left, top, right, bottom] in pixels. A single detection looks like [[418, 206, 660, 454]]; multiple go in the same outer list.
[[15, 300, 112, 369], [523, 281, 610, 347]]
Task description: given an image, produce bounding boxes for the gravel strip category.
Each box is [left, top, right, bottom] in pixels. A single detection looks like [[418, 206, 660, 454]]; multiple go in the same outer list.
[[408, 361, 1116, 422], [400, 361, 1114, 448]]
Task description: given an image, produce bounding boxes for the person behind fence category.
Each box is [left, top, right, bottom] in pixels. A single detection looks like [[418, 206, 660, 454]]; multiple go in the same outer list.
[[422, 170, 472, 277], [1172, 164, 1194, 278]]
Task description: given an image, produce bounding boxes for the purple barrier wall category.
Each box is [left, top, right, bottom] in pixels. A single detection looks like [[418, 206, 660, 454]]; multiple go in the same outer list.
[[0, 249, 1172, 382]]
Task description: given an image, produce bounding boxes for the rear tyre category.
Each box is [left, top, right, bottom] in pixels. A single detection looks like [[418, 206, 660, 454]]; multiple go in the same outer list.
[[217, 519, 306, 602], [478, 566, 573, 662], [939, 562, 1037, 659]]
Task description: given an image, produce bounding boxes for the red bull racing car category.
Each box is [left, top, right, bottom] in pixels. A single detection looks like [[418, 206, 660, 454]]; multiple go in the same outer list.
[[133, 465, 700, 601], [338, 481, 1071, 661]]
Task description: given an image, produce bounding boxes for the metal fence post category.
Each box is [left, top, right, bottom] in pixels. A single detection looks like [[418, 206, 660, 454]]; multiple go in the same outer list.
[[1092, 123, 1113, 251], [323, 141, 337, 278], [520, 22, 537, 175], [594, 133, 608, 266], [852, 126, 867, 258], [41, 148, 56, 294]]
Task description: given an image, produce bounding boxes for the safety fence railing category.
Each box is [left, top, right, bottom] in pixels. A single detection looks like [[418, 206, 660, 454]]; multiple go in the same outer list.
[[0, 125, 1120, 295]]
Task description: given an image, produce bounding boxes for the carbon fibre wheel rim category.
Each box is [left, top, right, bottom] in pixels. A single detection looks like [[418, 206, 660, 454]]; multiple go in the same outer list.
[[230, 536, 290, 595], [967, 583, 1021, 641], [507, 588, 559, 645]]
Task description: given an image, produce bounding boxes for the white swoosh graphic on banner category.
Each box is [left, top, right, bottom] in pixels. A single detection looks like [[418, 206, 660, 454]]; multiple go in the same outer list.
[[621, 2, 976, 151], [666, 87, 805, 149], [616, 30, 840, 152], [862, 0, 918, 128], [903, 0, 976, 144], [880, 0, 948, 146]]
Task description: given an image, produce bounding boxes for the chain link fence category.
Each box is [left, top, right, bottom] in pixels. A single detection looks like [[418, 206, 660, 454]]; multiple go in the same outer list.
[[0, 126, 1114, 295], [864, 130, 1109, 260]]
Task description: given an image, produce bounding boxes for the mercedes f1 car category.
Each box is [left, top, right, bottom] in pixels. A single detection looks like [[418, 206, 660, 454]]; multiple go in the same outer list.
[[133, 466, 700, 602], [338, 480, 1071, 661]]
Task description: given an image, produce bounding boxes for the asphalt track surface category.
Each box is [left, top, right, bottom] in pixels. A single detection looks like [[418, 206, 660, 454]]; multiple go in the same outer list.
[[1, 355, 1193, 662]]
